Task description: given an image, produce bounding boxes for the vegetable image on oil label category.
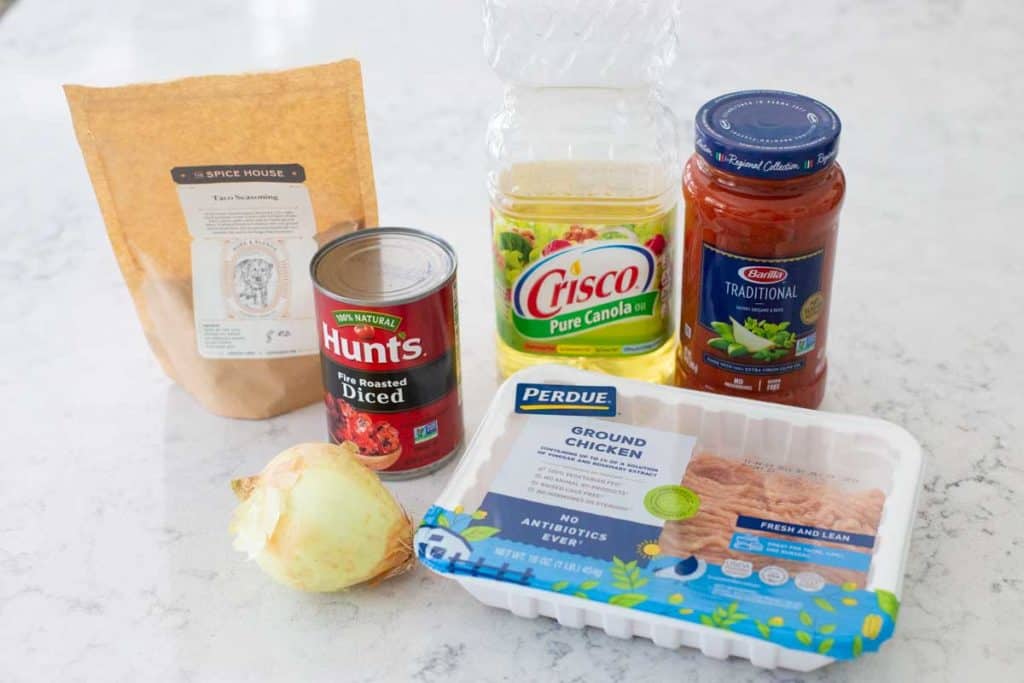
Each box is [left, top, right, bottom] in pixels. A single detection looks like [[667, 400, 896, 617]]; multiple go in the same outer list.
[[698, 244, 825, 376], [493, 211, 674, 358]]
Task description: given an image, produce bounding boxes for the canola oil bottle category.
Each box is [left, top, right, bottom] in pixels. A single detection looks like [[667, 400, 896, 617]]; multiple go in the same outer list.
[[484, 0, 682, 384]]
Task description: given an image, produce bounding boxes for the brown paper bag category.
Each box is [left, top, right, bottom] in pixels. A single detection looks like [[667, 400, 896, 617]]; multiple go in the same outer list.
[[65, 60, 378, 419]]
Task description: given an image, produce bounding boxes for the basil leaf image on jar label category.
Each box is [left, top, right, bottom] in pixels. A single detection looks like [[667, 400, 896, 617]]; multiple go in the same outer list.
[[708, 338, 732, 352], [705, 316, 802, 364], [731, 317, 775, 352], [727, 343, 748, 357], [711, 321, 734, 340]]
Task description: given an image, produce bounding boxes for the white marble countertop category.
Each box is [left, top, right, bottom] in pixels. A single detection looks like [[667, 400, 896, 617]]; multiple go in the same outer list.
[[1, 1, 1021, 681]]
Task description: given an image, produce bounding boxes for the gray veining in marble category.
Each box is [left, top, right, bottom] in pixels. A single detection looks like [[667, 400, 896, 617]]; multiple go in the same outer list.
[[1, 0, 1021, 681]]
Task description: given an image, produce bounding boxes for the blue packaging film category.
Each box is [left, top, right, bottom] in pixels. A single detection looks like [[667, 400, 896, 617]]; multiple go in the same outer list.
[[416, 405, 900, 660]]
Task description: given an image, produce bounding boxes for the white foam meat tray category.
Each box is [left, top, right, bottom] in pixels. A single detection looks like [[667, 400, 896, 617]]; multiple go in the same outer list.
[[430, 365, 924, 671]]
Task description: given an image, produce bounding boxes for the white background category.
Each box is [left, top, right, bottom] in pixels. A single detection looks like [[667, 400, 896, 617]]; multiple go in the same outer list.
[[0, 1, 1021, 681]]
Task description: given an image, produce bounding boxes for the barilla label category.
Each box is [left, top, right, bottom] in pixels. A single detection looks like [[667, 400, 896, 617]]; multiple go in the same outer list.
[[492, 211, 674, 357], [514, 382, 617, 417], [693, 243, 827, 379], [416, 411, 900, 661]]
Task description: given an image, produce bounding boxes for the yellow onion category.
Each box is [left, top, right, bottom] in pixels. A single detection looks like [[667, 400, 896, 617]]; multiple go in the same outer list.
[[229, 442, 413, 592]]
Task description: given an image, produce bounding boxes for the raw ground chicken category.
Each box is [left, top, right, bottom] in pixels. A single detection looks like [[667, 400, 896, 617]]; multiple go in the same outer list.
[[658, 453, 886, 588]]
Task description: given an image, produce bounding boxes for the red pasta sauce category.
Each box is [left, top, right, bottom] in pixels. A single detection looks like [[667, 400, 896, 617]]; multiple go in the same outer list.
[[676, 91, 845, 408]]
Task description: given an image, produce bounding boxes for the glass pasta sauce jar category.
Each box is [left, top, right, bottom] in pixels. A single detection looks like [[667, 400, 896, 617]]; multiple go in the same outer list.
[[677, 91, 845, 408]]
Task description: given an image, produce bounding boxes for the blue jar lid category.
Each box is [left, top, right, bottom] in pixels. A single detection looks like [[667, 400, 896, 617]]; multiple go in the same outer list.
[[694, 90, 841, 180]]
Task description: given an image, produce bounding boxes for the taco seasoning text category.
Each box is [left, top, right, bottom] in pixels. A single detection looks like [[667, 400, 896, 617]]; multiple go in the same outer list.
[[311, 228, 463, 478], [677, 91, 845, 409]]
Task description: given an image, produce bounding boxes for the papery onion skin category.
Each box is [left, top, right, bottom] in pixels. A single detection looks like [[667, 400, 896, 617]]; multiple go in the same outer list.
[[230, 442, 414, 592]]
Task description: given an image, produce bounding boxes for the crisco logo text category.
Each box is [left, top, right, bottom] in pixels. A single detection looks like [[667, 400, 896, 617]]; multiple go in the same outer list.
[[524, 264, 640, 318], [514, 245, 654, 320]]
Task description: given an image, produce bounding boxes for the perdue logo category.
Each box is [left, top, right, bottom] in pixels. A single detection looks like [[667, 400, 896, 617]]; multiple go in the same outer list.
[[738, 266, 788, 285], [514, 383, 617, 417], [513, 244, 654, 320]]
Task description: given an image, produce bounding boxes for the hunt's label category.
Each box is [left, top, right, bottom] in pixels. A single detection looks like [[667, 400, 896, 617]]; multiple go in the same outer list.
[[492, 211, 674, 357], [314, 276, 463, 473], [172, 163, 318, 359]]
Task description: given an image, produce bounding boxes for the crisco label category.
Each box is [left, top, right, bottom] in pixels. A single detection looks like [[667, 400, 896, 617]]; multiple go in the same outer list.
[[493, 210, 674, 357]]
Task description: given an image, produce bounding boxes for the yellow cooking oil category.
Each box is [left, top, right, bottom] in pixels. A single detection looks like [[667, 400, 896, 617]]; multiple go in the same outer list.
[[490, 161, 678, 383]]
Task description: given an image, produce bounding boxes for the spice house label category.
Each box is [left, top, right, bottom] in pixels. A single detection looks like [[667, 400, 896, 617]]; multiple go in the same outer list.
[[172, 163, 319, 359]]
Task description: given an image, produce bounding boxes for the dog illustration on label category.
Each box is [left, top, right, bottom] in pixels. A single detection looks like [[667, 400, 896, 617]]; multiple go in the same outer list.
[[223, 240, 288, 316], [236, 257, 275, 309]]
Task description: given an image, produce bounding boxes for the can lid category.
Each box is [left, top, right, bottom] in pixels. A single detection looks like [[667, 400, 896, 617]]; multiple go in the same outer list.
[[312, 228, 456, 306], [694, 90, 841, 180]]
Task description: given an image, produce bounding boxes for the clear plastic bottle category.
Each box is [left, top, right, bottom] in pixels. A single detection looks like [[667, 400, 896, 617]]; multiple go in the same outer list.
[[484, 0, 682, 384]]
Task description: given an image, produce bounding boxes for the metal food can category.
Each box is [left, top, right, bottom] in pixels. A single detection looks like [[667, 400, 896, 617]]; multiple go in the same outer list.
[[310, 227, 463, 479]]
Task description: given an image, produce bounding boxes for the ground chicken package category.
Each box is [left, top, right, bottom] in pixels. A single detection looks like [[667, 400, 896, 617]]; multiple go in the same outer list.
[[65, 60, 378, 418], [416, 366, 923, 671]]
